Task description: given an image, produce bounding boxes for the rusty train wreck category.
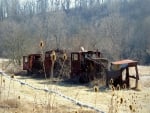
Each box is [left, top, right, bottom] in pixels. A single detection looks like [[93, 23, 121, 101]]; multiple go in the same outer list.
[[23, 49, 139, 88]]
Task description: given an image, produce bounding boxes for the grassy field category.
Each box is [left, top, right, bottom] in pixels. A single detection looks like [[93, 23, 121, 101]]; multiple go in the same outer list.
[[0, 59, 150, 113]]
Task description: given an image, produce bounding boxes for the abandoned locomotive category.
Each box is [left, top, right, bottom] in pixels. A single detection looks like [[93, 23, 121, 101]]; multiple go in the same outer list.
[[23, 49, 139, 88]]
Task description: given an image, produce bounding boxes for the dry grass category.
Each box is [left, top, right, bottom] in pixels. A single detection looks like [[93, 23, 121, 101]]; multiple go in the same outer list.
[[0, 99, 20, 108], [0, 64, 150, 113], [108, 84, 146, 113]]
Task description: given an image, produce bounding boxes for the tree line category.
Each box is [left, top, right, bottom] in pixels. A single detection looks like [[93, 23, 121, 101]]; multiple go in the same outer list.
[[0, 0, 150, 65]]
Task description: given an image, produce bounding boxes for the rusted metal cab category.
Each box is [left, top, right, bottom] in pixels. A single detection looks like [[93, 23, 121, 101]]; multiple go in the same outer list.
[[106, 59, 139, 88], [44, 50, 53, 76], [44, 49, 69, 77], [23, 54, 43, 74], [71, 51, 108, 83]]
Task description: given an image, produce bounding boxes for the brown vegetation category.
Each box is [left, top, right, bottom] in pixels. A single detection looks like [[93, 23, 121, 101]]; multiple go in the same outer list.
[[0, 0, 150, 64], [0, 64, 150, 113]]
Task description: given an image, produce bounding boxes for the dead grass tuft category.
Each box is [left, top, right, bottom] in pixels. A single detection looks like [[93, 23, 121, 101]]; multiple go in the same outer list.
[[0, 99, 20, 108], [93, 85, 99, 92], [74, 109, 95, 113]]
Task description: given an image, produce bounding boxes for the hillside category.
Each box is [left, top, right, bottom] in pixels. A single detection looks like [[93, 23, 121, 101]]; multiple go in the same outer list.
[[0, 0, 150, 64]]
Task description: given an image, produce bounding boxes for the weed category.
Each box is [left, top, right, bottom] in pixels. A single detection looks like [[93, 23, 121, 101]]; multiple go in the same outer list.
[[93, 85, 99, 107], [93, 85, 99, 92]]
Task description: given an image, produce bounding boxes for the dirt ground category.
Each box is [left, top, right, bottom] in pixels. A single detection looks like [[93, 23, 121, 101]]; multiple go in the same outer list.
[[0, 59, 150, 113]]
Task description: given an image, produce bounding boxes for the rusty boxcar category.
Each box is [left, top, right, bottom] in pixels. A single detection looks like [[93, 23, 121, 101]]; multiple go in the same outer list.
[[70, 51, 108, 83], [23, 49, 69, 77], [23, 54, 43, 74]]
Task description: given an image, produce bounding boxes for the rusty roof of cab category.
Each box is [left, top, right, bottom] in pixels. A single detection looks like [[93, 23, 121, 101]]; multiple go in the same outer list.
[[111, 59, 138, 66]]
